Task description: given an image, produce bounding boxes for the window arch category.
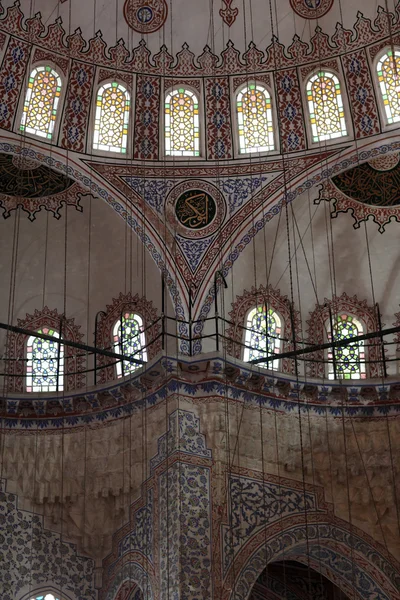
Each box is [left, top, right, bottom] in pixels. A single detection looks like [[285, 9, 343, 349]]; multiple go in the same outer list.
[[243, 306, 282, 370], [113, 312, 147, 377], [327, 314, 366, 380], [236, 83, 274, 153], [28, 594, 60, 600], [93, 82, 130, 153], [20, 66, 62, 139], [26, 328, 64, 392], [376, 49, 400, 124], [165, 88, 200, 156], [306, 71, 347, 142]]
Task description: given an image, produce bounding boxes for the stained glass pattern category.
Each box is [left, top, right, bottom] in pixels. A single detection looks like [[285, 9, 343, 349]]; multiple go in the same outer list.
[[26, 328, 64, 392], [243, 306, 282, 370], [328, 314, 366, 380], [377, 50, 400, 124], [306, 71, 347, 142], [165, 88, 200, 156], [113, 312, 147, 377], [20, 66, 62, 139], [30, 594, 60, 600], [93, 82, 130, 153], [237, 84, 274, 153]]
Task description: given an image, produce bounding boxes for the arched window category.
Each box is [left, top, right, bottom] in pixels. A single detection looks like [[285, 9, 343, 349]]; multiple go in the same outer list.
[[26, 328, 64, 392], [20, 66, 62, 139], [165, 88, 200, 156], [236, 83, 274, 153], [377, 49, 400, 124], [327, 314, 366, 380], [243, 306, 282, 370], [113, 312, 147, 377], [93, 82, 130, 153], [28, 594, 60, 600], [306, 71, 347, 142]]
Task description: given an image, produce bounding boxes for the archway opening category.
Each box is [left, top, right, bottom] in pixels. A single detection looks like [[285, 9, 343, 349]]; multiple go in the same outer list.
[[249, 561, 349, 599]]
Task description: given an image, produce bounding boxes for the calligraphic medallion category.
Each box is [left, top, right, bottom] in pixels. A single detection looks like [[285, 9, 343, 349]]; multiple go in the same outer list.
[[166, 180, 226, 239], [123, 0, 168, 33], [289, 0, 333, 19], [175, 190, 216, 231]]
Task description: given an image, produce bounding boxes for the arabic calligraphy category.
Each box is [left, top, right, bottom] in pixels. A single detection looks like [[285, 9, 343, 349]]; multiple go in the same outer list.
[[175, 189, 216, 230]]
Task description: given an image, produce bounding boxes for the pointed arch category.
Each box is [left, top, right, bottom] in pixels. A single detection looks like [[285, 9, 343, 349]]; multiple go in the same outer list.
[[326, 313, 366, 380], [307, 292, 383, 379], [236, 83, 274, 153], [113, 311, 147, 378], [20, 66, 62, 139], [95, 292, 161, 384], [26, 328, 64, 392], [93, 81, 130, 153], [376, 48, 400, 125], [306, 71, 347, 142], [243, 306, 282, 370], [164, 87, 200, 156], [4, 306, 85, 393], [225, 284, 301, 374]]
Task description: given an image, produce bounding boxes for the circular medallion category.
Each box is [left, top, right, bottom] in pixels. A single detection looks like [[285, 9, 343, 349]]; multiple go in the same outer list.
[[368, 153, 400, 172], [289, 0, 333, 19], [124, 0, 168, 33], [175, 189, 217, 231], [166, 180, 226, 239]]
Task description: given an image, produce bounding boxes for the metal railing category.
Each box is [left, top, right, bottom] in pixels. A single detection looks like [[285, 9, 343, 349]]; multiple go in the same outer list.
[[0, 313, 399, 389]]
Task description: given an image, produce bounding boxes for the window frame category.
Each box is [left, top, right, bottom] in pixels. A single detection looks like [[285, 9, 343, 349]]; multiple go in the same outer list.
[[326, 314, 367, 380], [303, 68, 352, 147], [113, 311, 147, 378], [90, 79, 132, 156], [17, 63, 65, 144], [26, 328, 64, 393], [18, 584, 75, 600], [243, 305, 283, 371], [161, 83, 204, 159], [232, 80, 278, 158], [374, 46, 400, 130]]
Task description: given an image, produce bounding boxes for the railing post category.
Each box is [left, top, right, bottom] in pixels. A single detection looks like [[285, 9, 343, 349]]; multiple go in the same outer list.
[[94, 310, 106, 387], [328, 306, 337, 380], [188, 288, 192, 357], [57, 317, 63, 393], [120, 310, 125, 377], [162, 275, 165, 351], [214, 271, 228, 353], [376, 302, 388, 378]]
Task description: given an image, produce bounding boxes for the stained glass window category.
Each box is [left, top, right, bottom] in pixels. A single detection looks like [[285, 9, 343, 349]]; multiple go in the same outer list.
[[29, 594, 60, 600], [306, 72, 347, 142], [26, 328, 64, 392], [327, 314, 366, 380], [165, 88, 200, 156], [113, 312, 147, 377], [93, 82, 130, 153], [243, 306, 282, 370], [20, 66, 62, 139], [377, 50, 400, 124], [237, 84, 274, 153]]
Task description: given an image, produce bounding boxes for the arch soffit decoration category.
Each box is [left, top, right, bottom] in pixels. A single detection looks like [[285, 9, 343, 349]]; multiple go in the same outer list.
[[224, 514, 400, 600], [225, 284, 301, 374], [103, 562, 154, 600], [5, 306, 85, 393], [96, 291, 161, 384], [306, 292, 383, 379]]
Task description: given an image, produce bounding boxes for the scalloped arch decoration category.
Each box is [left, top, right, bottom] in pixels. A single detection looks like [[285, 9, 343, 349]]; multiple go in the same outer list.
[[225, 284, 301, 374]]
